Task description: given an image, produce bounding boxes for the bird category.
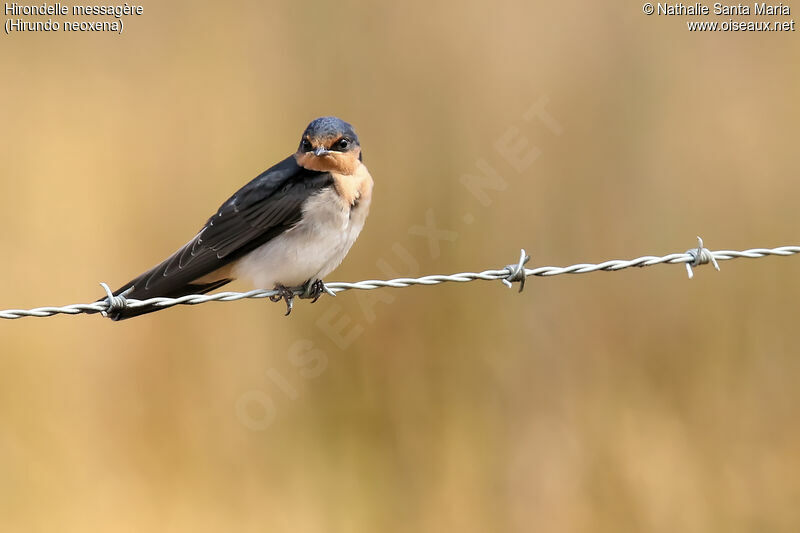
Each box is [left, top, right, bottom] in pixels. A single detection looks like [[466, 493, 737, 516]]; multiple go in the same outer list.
[[101, 116, 373, 321]]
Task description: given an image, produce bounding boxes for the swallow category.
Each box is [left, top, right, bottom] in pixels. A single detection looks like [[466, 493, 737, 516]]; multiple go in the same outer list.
[[102, 116, 373, 320]]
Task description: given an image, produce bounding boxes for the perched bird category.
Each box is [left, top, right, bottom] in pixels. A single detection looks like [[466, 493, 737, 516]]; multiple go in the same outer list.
[[103, 116, 372, 320]]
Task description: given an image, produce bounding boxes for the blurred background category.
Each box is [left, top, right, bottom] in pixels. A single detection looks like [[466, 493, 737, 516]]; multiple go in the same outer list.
[[1, 2, 799, 531]]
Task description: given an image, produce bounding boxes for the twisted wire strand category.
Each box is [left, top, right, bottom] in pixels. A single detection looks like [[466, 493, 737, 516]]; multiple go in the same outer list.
[[1, 243, 798, 320]]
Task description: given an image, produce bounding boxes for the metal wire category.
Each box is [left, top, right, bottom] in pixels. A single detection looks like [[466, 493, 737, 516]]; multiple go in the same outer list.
[[1, 239, 798, 320]]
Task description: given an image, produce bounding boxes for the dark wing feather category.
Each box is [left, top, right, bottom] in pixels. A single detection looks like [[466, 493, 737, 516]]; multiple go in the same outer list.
[[107, 156, 333, 320]]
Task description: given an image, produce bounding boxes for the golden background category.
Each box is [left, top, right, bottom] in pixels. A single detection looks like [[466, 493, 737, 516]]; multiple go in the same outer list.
[[1, 2, 799, 531]]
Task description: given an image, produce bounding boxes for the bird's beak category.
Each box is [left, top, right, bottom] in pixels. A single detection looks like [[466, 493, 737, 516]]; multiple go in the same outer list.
[[314, 147, 330, 157]]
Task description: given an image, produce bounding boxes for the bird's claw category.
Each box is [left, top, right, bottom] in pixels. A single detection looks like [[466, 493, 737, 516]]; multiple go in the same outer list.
[[301, 279, 330, 303], [270, 280, 330, 315], [269, 284, 296, 316]]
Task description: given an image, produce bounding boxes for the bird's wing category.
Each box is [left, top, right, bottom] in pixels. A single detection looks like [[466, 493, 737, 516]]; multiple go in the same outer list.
[[112, 156, 334, 302]]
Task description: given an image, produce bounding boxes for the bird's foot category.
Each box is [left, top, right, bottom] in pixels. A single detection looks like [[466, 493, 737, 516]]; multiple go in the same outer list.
[[269, 284, 296, 316], [300, 279, 333, 303]]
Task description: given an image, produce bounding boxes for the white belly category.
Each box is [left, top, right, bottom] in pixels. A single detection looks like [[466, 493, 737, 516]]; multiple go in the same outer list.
[[231, 186, 370, 289]]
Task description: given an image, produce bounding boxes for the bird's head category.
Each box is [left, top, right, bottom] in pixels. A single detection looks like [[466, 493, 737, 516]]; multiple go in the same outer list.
[[295, 116, 362, 175]]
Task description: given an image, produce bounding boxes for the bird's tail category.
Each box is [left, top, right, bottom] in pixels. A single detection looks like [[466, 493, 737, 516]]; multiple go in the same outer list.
[[92, 278, 233, 321]]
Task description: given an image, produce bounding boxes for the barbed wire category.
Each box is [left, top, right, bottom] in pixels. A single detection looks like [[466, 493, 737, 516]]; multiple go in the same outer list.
[[1, 237, 798, 320]]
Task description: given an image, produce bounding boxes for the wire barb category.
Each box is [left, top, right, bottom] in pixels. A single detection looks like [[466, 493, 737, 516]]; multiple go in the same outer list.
[[502, 249, 531, 292], [685, 236, 720, 279], [99, 282, 129, 317], [0, 242, 798, 320]]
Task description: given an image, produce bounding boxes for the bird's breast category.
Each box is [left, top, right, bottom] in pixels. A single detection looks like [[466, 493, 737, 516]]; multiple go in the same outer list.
[[232, 164, 372, 289]]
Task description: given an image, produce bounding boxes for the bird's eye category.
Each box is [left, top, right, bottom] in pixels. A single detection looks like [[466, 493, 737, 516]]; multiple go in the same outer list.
[[334, 138, 350, 151], [301, 139, 312, 152]]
